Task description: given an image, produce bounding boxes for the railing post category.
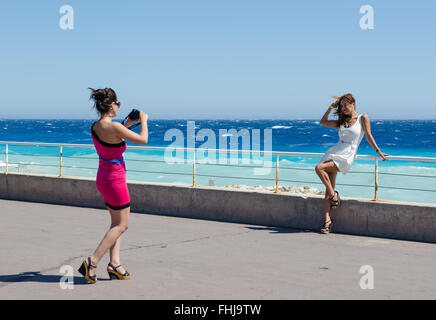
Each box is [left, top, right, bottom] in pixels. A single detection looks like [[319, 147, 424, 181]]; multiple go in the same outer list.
[[274, 154, 279, 193], [5, 144, 8, 174], [192, 149, 196, 187], [373, 158, 378, 201], [59, 145, 63, 177]]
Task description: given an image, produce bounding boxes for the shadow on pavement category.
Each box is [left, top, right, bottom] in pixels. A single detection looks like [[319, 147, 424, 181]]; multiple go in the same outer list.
[[0, 271, 110, 285], [245, 226, 315, 234]]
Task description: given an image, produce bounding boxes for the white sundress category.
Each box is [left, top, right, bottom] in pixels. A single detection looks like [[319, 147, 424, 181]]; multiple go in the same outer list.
[[319, 114, 365, 174]]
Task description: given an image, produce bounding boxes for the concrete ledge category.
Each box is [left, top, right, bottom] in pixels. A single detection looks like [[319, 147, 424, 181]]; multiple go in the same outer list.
[[1, 173, 436, 243]]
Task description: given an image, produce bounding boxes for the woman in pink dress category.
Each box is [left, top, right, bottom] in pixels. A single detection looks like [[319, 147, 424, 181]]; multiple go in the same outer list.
[[78, 88, 149, 283], [315, 93, 389, 235]]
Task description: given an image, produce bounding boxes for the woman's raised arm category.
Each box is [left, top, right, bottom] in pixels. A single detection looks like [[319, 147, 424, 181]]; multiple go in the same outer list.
[[113, 111, 148, 145], [320, 101, 339, 128]]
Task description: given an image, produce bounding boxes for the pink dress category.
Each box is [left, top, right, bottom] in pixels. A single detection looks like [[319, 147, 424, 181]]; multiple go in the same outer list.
[[91, 122, 130, 210]]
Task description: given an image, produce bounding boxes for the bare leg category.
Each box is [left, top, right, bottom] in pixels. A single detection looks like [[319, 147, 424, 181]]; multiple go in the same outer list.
[[109, 235, 121, 265], [315, 160, 338, 198], [315, 160, 339, 228], [108, 232, 127, 275], [88, 206, 130, 277], [323, 171, 337, 224]]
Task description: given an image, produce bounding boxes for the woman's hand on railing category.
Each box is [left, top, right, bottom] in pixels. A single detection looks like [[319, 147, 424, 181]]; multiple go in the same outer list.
[[378, 150, 390, 161]]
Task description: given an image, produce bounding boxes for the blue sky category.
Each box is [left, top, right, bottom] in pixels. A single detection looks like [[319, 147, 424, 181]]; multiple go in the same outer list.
[[0, 0, 435, 119]]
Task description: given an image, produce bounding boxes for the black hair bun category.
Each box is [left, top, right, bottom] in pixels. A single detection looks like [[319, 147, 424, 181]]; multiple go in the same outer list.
[[88, 87, 118, 114], [89, 88, 106, 102]]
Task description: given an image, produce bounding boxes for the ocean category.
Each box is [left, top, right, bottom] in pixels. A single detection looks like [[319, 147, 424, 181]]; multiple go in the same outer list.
[[0, 119, 435, 204]]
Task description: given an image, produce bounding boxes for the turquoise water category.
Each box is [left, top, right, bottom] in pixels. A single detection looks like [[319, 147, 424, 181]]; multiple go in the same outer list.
[[0, 119, 435, 204]]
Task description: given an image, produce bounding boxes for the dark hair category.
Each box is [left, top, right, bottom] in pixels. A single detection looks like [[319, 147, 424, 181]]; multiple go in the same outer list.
[[333, 93, 356, 126], [88, 87, 118, 114]]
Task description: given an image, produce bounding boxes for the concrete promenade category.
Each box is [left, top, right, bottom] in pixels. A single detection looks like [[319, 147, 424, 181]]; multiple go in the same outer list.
[[1, 199, 436, 300], [3, 173, 436, 243]]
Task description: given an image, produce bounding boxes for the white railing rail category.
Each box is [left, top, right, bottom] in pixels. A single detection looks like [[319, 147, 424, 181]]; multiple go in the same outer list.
[[1, 141, 436, 201]]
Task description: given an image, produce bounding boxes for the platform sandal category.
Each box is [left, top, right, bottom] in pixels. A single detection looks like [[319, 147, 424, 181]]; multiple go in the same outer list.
[[107, 262, 132, 280], [320, 219, 333, 234], [78, 257, 97, 284], [329, 190, 340, 210]]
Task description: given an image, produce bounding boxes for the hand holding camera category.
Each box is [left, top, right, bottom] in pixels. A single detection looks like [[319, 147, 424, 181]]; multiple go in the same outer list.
[[122, 108, 148, 129], [139, 110, 148, 123]]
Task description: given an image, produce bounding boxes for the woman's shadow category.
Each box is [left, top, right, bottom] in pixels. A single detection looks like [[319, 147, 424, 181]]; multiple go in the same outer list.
[[0, 271, 110, 285]]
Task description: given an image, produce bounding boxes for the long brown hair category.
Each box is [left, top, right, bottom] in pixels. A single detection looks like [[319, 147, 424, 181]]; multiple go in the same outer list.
[[331, 93, 356, 126]]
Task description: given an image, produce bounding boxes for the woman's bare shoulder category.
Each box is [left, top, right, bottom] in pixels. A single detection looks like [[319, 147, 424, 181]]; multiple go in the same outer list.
[[111, 121, 125, 129], [94, 121, 124, 142]]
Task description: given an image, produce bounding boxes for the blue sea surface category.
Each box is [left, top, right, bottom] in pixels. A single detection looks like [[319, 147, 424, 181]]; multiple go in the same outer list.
[[0, 119, 435, 204], [0, 119, 435, 155]]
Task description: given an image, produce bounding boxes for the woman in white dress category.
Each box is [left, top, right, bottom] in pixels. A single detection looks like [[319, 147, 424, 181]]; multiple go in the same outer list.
[[315, 93, 389, 234]]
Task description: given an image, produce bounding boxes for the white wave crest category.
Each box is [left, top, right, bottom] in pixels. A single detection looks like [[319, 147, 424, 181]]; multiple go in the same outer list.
[[271, 125, 292, 129]]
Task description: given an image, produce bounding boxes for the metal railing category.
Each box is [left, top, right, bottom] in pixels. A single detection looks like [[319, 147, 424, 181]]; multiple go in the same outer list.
[[1, 141, 436, 202]]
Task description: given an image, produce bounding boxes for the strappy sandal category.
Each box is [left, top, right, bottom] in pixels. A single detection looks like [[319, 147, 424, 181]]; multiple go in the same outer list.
[[320, 219, 333, 234], [78, 257, 97, 284], [329, 190, 341, 210], [107, 262, 132, 280]]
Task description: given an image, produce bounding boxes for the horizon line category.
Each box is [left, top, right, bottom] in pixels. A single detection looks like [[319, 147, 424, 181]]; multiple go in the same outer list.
[[1, 118, 436, 121]]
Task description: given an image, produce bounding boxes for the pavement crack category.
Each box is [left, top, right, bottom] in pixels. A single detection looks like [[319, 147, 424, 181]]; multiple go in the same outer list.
[[260, 289, 274, 299], [122, 242, 168, 252], [121, 229, 253, 253]]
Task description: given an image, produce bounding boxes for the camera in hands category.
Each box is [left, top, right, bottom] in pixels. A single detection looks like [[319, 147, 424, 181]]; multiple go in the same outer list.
[[122, 108, 142, 129], [128, 109, 140, 121]]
